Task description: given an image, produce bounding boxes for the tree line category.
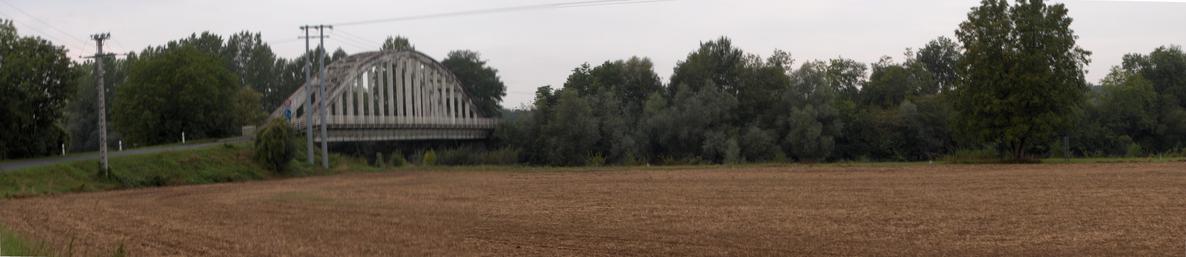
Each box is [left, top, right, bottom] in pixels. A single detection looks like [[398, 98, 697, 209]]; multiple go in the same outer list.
[[494, 0, 1186, 165], [3, 0, 1185, 164], [0, 23, 505, 159]]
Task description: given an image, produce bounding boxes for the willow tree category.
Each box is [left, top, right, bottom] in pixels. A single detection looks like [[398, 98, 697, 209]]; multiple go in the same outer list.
[[954, 0, 1091, 161]]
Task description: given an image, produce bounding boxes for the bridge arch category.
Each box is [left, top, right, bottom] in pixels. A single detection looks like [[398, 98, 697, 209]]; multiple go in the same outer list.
[[271, 50, 498, 142]]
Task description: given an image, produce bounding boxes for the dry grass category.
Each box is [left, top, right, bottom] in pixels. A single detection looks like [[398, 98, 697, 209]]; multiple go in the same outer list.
[[1, 163, 1184, 256]]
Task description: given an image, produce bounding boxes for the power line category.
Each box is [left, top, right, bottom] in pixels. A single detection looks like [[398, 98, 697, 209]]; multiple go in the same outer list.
[[557, 0, 673, 9], [331, 0, 676, 27], [335, 29, 379, 46], [333, 30, 379, 49], [2, 18, 89, 53], [0, 0, 94, 51], [331, 37, 372, 53], [109, 37, 134, 54], [267, 37, 304, 46]]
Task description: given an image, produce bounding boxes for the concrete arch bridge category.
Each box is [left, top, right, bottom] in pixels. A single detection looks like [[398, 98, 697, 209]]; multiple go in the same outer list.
[[270, 50, 498, 143]]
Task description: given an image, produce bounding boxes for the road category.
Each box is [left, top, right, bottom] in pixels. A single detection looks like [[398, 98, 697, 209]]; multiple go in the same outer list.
[[0, 137, 247, 172]]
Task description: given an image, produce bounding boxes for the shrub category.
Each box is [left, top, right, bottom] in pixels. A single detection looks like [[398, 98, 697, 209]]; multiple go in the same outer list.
[[253, 118, 297, 173], [374, 152, 385, 168], [941, 149, 999, 164], [1125, 142, 1144, 158], [480, 147, 522, 165], [389, 151, 407, 167], [586, 153, 606, 166], [421, 150, 437, 166], [437, 148, 477, 165]]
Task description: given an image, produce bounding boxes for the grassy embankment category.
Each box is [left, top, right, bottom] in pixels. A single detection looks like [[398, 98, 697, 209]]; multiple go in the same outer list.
[[0, 143, 378, 199]]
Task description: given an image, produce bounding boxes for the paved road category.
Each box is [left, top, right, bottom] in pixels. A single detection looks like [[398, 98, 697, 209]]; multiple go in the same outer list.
[[0, 137, 248, 172]]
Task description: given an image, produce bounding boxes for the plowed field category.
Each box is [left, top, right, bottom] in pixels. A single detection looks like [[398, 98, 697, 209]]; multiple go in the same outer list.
[[2, 163, 1185, 256]]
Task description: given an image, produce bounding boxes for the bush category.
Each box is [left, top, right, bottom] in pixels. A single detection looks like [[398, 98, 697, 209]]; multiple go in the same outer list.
[[374, 152, 385, 168], [389, 151, 407, 167], [1125, 142, 1144, 158], [421, 150, 437, 166], [437, 148, 478, 165], [253, 118, 297, 173], [586, 153, 606, 166], [941, 149, 999, 164], [480, 147, 522, 165]]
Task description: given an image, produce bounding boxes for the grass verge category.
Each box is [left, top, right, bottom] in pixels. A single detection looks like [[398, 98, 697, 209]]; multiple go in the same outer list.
[[0, 143, 374, 199]]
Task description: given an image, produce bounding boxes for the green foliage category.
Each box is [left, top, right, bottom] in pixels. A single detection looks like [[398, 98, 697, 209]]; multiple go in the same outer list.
[[915, 36, 963, 93], [0, 224, 48, 256], [780, 61, 844, 162], [942, 149, 1000, 164], [442, 50, 506, 116], [586, 153, 607, 167], [0, 145, 269, 198], [425, 147, 522, 166], [225, 31, 289, 113], [113, 45, 243, 145], [478, 148, 521, 165], [65, 58, 127, 152], [740, 125, 779, 162], [863, 57, 933, 108], [954, 0, 1091, 161], [0, 19, 78, 159], [381, 36, 415, 51], [235, 87, 266, 126], [1113, 46, 1186, 152], [669, 37, 746, 94], [1123, 46, 1186, 108], [254, 119, 297, 173], [389, 151, 407, 167], [1125, 141, 1144, 158], [540, 90, 600, 165], [421, 150, 437, 166]]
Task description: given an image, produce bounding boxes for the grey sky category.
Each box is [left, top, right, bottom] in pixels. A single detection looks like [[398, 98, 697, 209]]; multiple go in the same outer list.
[[2, 0, 1184, 108]]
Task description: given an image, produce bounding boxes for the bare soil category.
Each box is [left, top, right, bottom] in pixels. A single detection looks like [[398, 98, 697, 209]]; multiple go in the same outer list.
[[2, 163, 1185, 256]]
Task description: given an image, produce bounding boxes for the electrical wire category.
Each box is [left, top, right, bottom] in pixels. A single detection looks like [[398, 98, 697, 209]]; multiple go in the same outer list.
[[334, 29, 380, 49], [266, 37, 304, 46], [0, 0, 94, 52], [332, 33, 376, 50], [330, 37, 371, 53], [108, 37, 134, 54], [335, 29, 379, 45], [1, 18, 90, 53], [331, 0, 676, 27]]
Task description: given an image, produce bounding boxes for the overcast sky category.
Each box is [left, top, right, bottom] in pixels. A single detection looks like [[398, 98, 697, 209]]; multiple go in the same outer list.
[[2, 0, 1184, 108]]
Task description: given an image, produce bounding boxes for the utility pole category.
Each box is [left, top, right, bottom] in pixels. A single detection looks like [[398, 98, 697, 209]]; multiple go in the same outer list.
[[87, 33, 112, 176], [299, 26, 315, 165], [317, 25, 333, 169], [302, 24, 332, 169]]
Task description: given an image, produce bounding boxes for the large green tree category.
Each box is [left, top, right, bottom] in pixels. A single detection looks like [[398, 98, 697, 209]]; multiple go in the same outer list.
[[441, 50, 507, 116], [226, 31, 287, 113], [916, 37, 963, 94], [113, 46, 243, 145], [0, 20, 78, 159], [382, 36, 415, 51], [780, 61, 843, 162], [954, 0, 1091, 161], [1123, 46, 1186, 107], [65, 58, 127, 152]]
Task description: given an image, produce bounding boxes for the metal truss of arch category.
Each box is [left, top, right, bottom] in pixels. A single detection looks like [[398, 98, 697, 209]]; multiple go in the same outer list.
[[270, 50, 498, 143]]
